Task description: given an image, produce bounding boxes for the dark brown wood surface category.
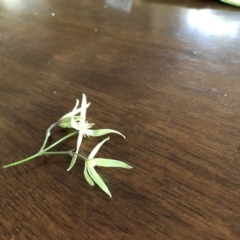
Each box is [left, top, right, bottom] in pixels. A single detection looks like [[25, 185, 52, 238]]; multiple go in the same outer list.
[[1, 0, 240, 239]]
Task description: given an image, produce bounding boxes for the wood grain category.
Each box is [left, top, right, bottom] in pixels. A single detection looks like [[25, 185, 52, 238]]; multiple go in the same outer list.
[[1, 0, 240, 239]]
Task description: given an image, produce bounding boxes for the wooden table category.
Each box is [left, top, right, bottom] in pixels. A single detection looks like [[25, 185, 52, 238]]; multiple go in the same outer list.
[[1, 0, 240, 239]]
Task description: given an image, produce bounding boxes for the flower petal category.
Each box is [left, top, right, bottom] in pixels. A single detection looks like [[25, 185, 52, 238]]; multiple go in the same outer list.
[[64, 98, 80, 117], [88, 137, 110, 159], [88, 167, 112, 198], [93, 158, 132, 169], [59, 102, 90, 120], [70, 118, 80, 130], [75, 133, 83, 154], [71, 102, 90, 116], [58, 99, 79, 128], [71, 100, 81, 130], [86, 129, 125, 139], [80, 93, 87, 124], [57, 95, 90, 128], [84, 164, 94, 186]]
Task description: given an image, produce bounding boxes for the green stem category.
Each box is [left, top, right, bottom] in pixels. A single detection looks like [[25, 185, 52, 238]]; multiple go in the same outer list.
[[43, 151, 86, 161], [43, 131, 78, 152], [76, 153, 87, 160], [3, 153, 40, 168], [43, 151, 70, 155], [40, 122, 58, 151], [3, 131, 79, 169], [3, 131, 78, 168]]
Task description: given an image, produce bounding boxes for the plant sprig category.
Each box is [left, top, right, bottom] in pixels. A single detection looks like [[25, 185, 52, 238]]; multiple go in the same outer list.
[[3, 94, 132, 198]]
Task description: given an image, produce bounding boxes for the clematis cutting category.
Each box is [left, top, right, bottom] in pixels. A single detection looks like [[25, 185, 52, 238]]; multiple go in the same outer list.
[[83, 137, 132, 198], [67, 94, 125, 171], [3, 93, 132, 198]]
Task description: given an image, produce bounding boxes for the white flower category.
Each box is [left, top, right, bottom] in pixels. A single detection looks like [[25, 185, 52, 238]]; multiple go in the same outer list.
[[57, 98, 90, 128], [84, 137, 132, 198], [67, 94, 125, 171]]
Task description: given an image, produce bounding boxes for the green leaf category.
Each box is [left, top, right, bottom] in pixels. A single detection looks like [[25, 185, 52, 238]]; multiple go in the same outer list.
[[88, 167, 112, 198], [88, 137, 110, 159], [94, 158, 132, 169], [84, 164, 94, 186], [221, 0, 240, 6], [86, 129, 125, 139], [67, 133, 83, 171], [67, 155, 77, 171]]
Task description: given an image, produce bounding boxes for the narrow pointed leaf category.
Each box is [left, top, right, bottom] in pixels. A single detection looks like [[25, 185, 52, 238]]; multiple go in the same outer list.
[[221, 0, 240, 7], [84, 164, 94, 186], [88, 167, 112, 198], [86, 129, 125, 139], [67, 155, 77, 171], [88, 137, 110, 159], [67, 133, 83, 171], [94, 158, 132, 169]]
